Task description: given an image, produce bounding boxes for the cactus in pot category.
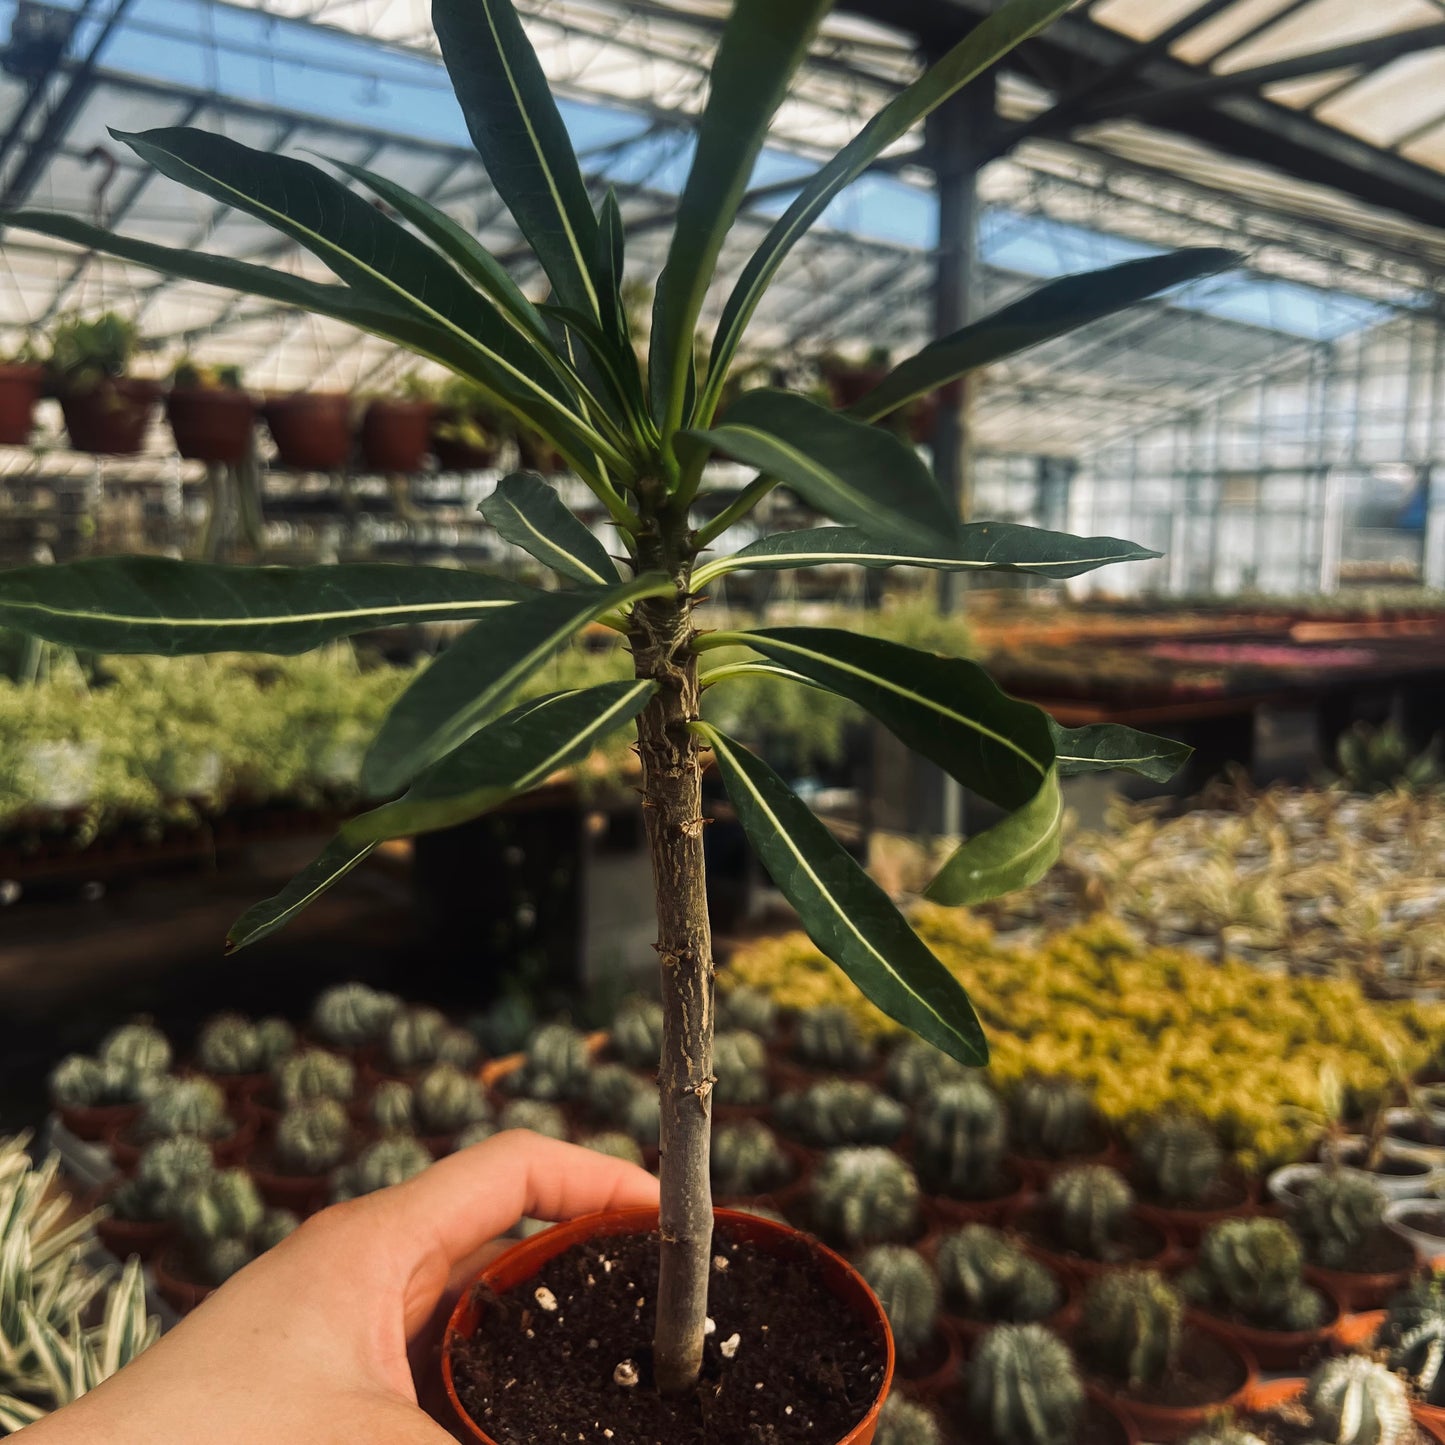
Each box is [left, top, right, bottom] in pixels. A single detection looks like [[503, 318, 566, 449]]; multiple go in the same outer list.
[[876, 1395, 942, 1445], [624, 1088, 660, 1149], [274, 1048, 355, 1108], [1133, 1115, 1224, 1207], [506, 1022, 590, 1101], [176, 1168, 297, 1285], [612, 995, 665, 1071], [100, 1021, 173, 1081], [1044, 1164, 1133, 1259], [711, 1029, 770, 1108], [370, 1079, 415, 1135], [1382, 1273, 1445, 1405], [310, 981, 402, 1050], [584, 1062, 646, 1127], [412, 1062, 492, 1137], [196, 1012, 296, 1077], [456, 1119, 498, 1149], [331, 1135, 433, 1201], [716, 986, 777, 1041], [811, 1147, 920, 1247], [857, 1246, 940, 1364], [936, 1224, 1062, 1323], [386, 1005, 478, 1075], [1011, 1076, 1098, 1160], [499, 1098, 568, 1140], [581, 1132, 644, 1165], [1304, 1356, 1412, 1445], [914, 1076, 1010, 1198], [1290, 1170, 1387, 1270], [135, 1076, 233, 1143], [1180, 1217, 1328, 1330], [775, 1079, 905, 1148], [967, 1323, 1086, 1445], [110, 1135, 215, 1221], [711, 1121, 791, 1197], [273, 1098, 352, 1175], [1077, 1270, 1182, 1387], [794, 1005, 875, 1073], [885, 1038, 966, 1103]]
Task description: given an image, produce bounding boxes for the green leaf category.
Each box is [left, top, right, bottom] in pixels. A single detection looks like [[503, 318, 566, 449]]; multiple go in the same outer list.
[[703, 0, 1073, 416], [227, 835, 378, 952], [693, 523, 1158, 588], [542, 303, 650, 433], [926, 767, 1063, 907], [479, 472, 621, 586], [0, 557, 532, 655], [362, 573, 669, 795], [649, 0, 830, 432], [681, 390, 956, 549], [1049, 721, 1192, 783], [849, 251, 1240, 423], [696, 723, 987, 1065], [344, 681, 654, 842], [432, 0, 602, 319], [594, 187, 629, 344]]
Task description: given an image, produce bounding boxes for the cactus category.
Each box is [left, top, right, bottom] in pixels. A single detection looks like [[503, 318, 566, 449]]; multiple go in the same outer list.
[[624, 1089, 660, 1148], [456, 1120, 498, 1149], [135, 1077, 232, 1142], [1304, 1356, 1412, 1445], [436, 1025, 481, 1070], [875, 1396, 942, 1445], [1183, 1217, 1328, 1331], [49, 1055, 109, 1108], [274, 1048, 355, 1107], [712, 1029, 769, 1107], [775, 1080, 906, 1149], [274, 1098, 351, 1175], [98, 1022, 172, 1081], [810, 1147, 920, 1247], [966, 1324, 1085, 1445], [1382, 1273, 1445, 1405], [936, 1224, 1061, 1323], [1290, 1171, 1386, 1270], [196, 1013, 296, 1076], [255, 1018, 296, 1068], [370, 1080, 415, 1135], [711, 1121, 791, 1197], [331, 1136, 433, 1201], [581, 1133, 644, 1165], [384, 1006, 452, 1073], [255, 1208, 299, 1253], [1078, 1270, 1182, 1387], [1181, 1430, 1268, 1445], [885, 1039, 966, 1103], [198, 1235, 256, 1286], [612, 996, 664, 1071], [412, 1063, 491, 1136], [858, 1246, 940, 1362], [509, 1023, 590, 1101], [1044, 1165, 1134, 1260], [1133, 1115, 1224, 1207], [716, 987, 778, 1040], [310, 982, 402, 1048], [110, 1136, 214, 1222], [1010, 1077, 1097, 1160], [499, 1099, 568, 1140], [794, 1006, 875, 1072], [913, 1077, 1009, 1198], [472, 993, 535, 1057], [177, 1168, 265, 1247], [584, 1063, 646, 1127]]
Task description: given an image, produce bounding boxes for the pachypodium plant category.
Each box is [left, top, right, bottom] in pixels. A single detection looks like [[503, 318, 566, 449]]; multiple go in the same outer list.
[[0, 0, 1230, 1389], [1045, 1165, 1133, 1259], [1290, 1171, 1386, 1270], [775, 1079, 905, 1149], [914, 1076, 1009, 1198], [1383, 1273, 1445, 1406], [967, 1324, 1085, 1445], [1133, 1115, 1224, 1207], [1077, 1270, 1182, 1388], [1305, 1356, 1412, 1445], [935, 1224, 1062, 1324], [857, 1246, 940, 1364]]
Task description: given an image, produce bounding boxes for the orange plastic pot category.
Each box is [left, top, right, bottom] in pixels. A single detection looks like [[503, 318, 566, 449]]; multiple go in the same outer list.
[[360, 398, 434, 474], [1246, 1377, 1445, 1444], [165, 386, 256, 463], [59, 378, 161, 455], [1184, 1278, 1345, 1372], [0, 363, 45, 444], [262, 392, 352, 471], [443, 1205, 894, 1445]]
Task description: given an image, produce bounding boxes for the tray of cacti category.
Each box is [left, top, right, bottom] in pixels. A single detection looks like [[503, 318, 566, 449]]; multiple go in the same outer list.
[[1233, 1356, 1445, 1444], [48, 1020, 173, 1141], [165, 360, 256, 463]]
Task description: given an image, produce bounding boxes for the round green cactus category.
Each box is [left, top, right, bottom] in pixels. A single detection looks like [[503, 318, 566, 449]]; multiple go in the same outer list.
[[1010, 1076, 1097, 1160], [1290, 1171, 1386, 1271], [370, 1080, 416, 1135], [876, 1395, 942, 1445], [914, 1077, 1009, 1198], [274, 1048, 355, 1108], [499, 1098, 568, 1140], [1183, 1217, 1327, 1330], [456, 1119, 498, 1149], [136, 1077, 232, 1142], [111, 1135, 215, 1221], [858, 1246, 939, 1362], [712, 1029, 769, 1107], [612, 996, 664, 1071], [1133, 1115, 1224, 1207], [196, 1013, 294, 1076], [711, 1121, 791, 1197], [810, 1147, 920, 1247], [1305, 1356, 1412, 1445], [412, 1062, 491, 1136], [1382, 1273, 1445, 1405], [177, 1168, 265, 1245], [198, 1235, 256, 1286], [584, 1062, 646, 1126], [99, 1021, 173, 1082], [967, 1323, 1085, 1445], [49, 1054, 107, 1108], [716, 986, 777, 1040], [624, 1088, 660, 1148], [884, 1039, 966, 1104], [384, 1005, 452, 1073], [310, 982, 402, 1048], [1044, 1165, 1133, 1260], [332, 1136, 433, 1201], [472, 993, 535, 1057], [1078, 1270, 1182, 1388], [775, 1080, 905, 1150], [794, 1006, 874, 1072], [274, 1098, 352, 1175], [255, 1207, 299, 1253], [581, 1132, 645, 1165], [509, 1023, 590, 1101], [254, 1017, 297, 1068], [935, 1224, 1061, 1323]]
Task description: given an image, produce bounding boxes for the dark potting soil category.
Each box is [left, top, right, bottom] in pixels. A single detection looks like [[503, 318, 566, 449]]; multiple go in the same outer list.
[[1020, 1206, 1166, 1266], [1242, 1404, 1436, 1445], [1309, 1226, 1415, 1275], [1134, 1170, 1248, 1212], [451, 1230, 886, 1444], [1086, 1329, 1245, 1409]]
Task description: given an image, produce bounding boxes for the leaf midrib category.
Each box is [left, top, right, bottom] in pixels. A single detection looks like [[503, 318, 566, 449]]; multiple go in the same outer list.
[[0, 596, 518, 630]]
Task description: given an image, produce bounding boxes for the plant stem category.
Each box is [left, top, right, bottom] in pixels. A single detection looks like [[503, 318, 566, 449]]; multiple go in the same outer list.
[[631, 499, 713, 1395]]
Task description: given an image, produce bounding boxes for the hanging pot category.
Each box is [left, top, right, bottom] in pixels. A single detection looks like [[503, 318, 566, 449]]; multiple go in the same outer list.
[[0, 362, 46, 444], [360, 398, 435, 474], [59, 378, 161, 455], [165, 386, 257, 463], [431, 407, 497, 472], [262, 392, 353, 471]]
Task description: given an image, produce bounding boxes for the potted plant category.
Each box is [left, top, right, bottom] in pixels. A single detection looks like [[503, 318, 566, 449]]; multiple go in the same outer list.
[[308, 980, 403, 1065], [261, 389, 353, 471], [108, 1075, 251, 1173], [910, 1075, 1029, 1225], [1130, 1115, 1254, 1245], [94, 1135, 214, 1262], [191, 1011, 296, 1103], [431, 375, 510, 472], [165, 360, 256, 462], [46, 312, 160, 455], [0, 0, 1234, 1430], [857, 1245, 958, 1397], [935, 1223, 1074, 1347], [47, 1020, 171, 1141], [1285, 1170, 1416, 1310], [1008, 1076, 1116, 1182], [360, 373, 438, 474], [0, 338, 46, 445], [248, 1096, 358, 1216], [1011, 1164, 1173, 1280], [1381, 1274, 1445, 1431]]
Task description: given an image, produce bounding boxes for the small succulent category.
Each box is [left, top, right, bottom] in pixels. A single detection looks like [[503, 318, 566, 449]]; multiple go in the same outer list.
[[310, 982, 402, 1049], [99, 1022, 173, 1081], [1181, 1217, 1327, 1331], [712, 1029, 769, 1107], [583, 1062, 646, 1127], [499, 1099, 568, 1140], [913, 1077, 1009, 1199], [385, 1006, 477, 1074], [176, 1168, 265, 1247], [876, 1396, 941, 1445], [884, 1039, 966, 1103], [967, 1324, 1085, 1445], [711, 1121, 791, 1197], [48, 1055, 114, 1108], [716, 986, 777, 1040], [794, 1006, 875, 1072], [273, 1098, 352, 1175], [370, 1080, 415, 1135], [1304, 1356, 1412, 1445], [1289, 1171, 1386, 1271], [331, 1136, 433, 1201], [110, 1136, 214, 1222], [858, 1246, 940, 1362], [1078, 1270, 1182, 1388], [581, 1133, 644, 1165], [1044, 1165, 1133, 1260], [624, 1089, 660, 1148], [1010, 1077, 1097, 1160], [611, 996, 664, 1071], [935, 1224, 1061, 1323], [135, 1077, 233, 1143], [274, 1049, 355, 1108], [471, 993, 536, 1057], [412, 1062, 491, 1136], [1133, 1115, 1224, 1207], [810, 1147, 920, 1247], [775, 1080, 905, 1149], [1382, 1273, 1445, 1405], [195, 1013, 296, 1076], [508, 1023, 590, 1101], [456, 1119, 498, 1149]]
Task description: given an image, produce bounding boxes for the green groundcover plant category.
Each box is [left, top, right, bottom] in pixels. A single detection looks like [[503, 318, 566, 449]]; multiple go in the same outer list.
[[0, 0, 1234, 1394]]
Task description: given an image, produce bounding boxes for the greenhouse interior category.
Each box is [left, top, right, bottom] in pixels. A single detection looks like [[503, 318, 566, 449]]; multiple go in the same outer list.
[[3, 0, 1445, 1440]]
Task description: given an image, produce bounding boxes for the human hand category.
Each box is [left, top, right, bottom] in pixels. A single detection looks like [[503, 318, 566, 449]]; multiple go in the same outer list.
[[27, 1131, 659, 1443]]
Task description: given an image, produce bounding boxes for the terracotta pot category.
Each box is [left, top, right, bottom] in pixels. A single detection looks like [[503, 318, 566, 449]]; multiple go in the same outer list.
[[59, 378, 161, 455], [442, 1206, 895, 1445], [165, 386, 256, 462], [430, 408, 496, 472], [1332, 1308, 1384, 1352], [360, 398, 434, 474], [108, 1111, 255, 1175], [250, 1162, 332, 1218], [0, 362, 45, 444], [56, 1099, 138, 1143], [1184, 1279, 1344, 1372], [262, 392, 352, 471], [89, 1184, 174, 1263], [152, 1245, 216, 1316]]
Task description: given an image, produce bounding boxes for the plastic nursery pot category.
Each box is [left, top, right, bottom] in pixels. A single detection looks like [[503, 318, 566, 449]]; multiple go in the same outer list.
[[1183, 1279, 1345, 1373], [1386, 1198, 1445, 1266], [0, 362, 46, 444], [1303, 1234, 1417, 1311], [1134, 1175, 1258, 1247], [151, 1246, 216, 1316], [165, 386, 257, 463], [88, 1187, 174, 1263], [442, 1205, 895, 1445], [56, 1099, 138, 1143], [359, 398, 435, 474], [261, 392, 353, 471], [59, 378, 161, 455]]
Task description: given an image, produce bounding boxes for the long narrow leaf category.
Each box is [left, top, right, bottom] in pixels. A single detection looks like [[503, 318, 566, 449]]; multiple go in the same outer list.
[[1049, 720, 1192, 783], [650, 0, 830, 431], [362, 573, 670, 795], [849, 251, 1239, 422], [682, 390, 956, 549], [704, 0, 1073, 415], [433, 0, 601, 318], [227, 835, 378, 953], [345, 681, 654, 842], [926, 767, 1064, 906], [693, 523, 1158, 588], [697, 723, 987, 1066], [0, 557, 532, 655], [480, 473, 620, 586]]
